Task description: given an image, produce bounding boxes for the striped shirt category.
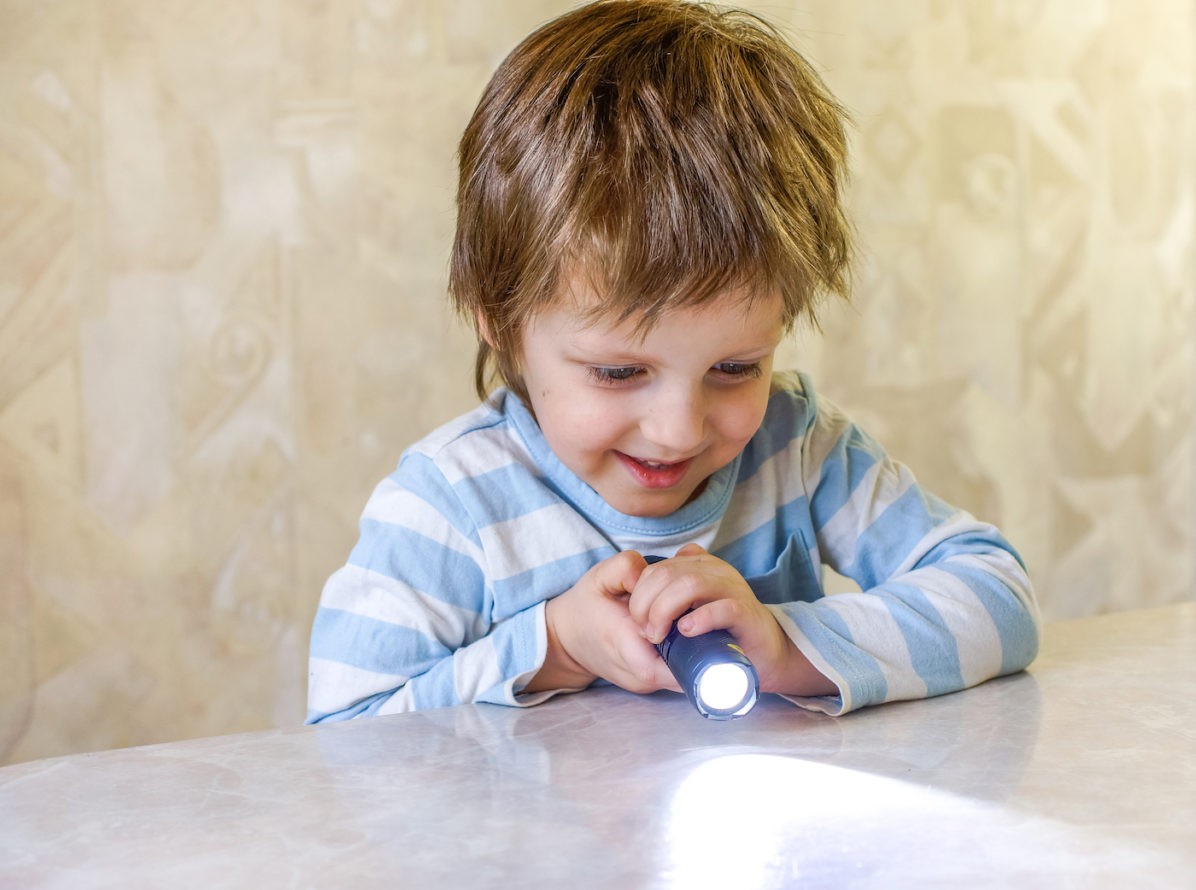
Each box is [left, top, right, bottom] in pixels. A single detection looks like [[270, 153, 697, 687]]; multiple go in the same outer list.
[[307, 371, 1039, 722]]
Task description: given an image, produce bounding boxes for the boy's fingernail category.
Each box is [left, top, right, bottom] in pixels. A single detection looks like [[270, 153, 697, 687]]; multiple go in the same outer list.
[[678, 617, 693, 634]]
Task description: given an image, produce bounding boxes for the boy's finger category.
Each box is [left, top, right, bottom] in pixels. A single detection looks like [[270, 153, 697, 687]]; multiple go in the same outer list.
[[629, 557, 701, 626], [589, 550, 649, 599], [680, 597, 751, 638], [613, 636, 681, 694], [628, 655, 682, 695]]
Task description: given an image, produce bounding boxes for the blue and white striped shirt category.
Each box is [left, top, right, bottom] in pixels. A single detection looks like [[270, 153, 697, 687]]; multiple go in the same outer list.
[[307, 371, 1039, 722]]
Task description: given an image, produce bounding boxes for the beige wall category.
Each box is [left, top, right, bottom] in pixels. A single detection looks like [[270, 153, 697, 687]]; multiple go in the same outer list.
[[1, 1, 1192, 765]]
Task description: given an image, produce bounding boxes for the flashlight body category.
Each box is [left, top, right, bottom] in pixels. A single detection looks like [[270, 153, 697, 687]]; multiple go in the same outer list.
[[656, 622, 760, 720]]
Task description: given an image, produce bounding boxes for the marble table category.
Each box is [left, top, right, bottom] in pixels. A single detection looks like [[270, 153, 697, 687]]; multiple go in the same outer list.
[[3, 602, 1194, 889]]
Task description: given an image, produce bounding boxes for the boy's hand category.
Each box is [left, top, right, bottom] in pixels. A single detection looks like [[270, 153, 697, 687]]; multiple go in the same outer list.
[[627, 544, 835, 697], [525, 551, 682, 696]]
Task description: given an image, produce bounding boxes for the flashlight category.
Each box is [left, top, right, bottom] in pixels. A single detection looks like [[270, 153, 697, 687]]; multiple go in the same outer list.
[[644, 556, 760, 720]]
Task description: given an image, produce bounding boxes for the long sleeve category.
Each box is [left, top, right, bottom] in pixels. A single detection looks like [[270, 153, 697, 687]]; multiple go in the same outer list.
[[306, 455, 553, 723], [768, 382, 1040, 715]]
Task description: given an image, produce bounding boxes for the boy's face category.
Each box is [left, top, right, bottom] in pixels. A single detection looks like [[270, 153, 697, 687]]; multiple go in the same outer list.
[[517, 281, 784, 518]]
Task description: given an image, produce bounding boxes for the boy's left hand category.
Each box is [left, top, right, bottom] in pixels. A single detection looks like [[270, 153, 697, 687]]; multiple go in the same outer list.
[[628, 543, 835, 697]]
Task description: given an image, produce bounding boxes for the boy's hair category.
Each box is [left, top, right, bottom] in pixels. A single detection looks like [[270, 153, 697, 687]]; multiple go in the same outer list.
[[450, 0, 852, 402]]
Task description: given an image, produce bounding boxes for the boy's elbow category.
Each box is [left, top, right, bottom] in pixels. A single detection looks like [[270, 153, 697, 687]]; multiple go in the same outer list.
[[305, 668, 389, 724], [1005, 610, 1040, 676], [305, 692, 386, 724], [1000, 569, 1041, 675], [964, 545, 1041, 678]]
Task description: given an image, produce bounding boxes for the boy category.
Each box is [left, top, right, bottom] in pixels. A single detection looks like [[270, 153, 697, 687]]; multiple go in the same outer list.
[[306, 0, 1039, 722]]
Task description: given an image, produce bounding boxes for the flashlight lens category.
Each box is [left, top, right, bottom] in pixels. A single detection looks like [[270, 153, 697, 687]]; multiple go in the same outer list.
[[697, 662, 751, 712]]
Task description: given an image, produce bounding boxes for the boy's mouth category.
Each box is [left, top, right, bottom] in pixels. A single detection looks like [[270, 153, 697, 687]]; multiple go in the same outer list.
[[615, 452, 694, 489]]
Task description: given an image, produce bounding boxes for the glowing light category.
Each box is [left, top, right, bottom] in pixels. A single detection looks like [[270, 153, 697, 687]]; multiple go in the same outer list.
[[663, 754, 1108, 887], [696, 663, 751, 712]]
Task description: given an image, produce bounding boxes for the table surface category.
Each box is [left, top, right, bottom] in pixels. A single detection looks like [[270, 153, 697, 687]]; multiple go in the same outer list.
[[3, 602, 1194, 889]]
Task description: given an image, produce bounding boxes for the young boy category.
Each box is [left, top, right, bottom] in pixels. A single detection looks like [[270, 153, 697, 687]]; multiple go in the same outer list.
[[305, 0, 1039, 723]]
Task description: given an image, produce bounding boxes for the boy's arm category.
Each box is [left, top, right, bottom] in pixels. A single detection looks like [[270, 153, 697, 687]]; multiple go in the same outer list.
[[305, 465, 561, 724], [306, 564, 553, 722], [774, 391, 1040, 716]]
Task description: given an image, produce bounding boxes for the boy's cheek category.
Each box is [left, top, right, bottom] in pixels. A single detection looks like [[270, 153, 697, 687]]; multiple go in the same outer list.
[[720, 405, 770, 449]]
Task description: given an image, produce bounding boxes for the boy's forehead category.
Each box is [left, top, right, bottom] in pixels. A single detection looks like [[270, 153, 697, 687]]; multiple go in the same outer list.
[[549, 274, 785, 345], [554, 265, 782, 330]]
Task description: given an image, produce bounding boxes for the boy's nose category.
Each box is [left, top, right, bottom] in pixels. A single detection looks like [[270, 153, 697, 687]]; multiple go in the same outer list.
[[640, 386, 707, 454]]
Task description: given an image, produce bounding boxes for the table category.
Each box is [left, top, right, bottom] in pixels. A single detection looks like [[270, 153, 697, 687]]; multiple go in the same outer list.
[[3, 602, 1194, 888]]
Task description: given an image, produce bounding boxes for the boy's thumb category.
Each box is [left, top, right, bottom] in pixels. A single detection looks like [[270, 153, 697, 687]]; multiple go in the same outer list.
[[592, 550, 648, 597]]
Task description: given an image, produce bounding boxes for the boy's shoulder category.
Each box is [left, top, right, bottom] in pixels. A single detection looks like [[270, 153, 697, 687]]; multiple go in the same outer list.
[[399, 392, 527, 482], [767, 369, 818, 419], [769, 368, 809, 397], [407, 398, 506, 454], [757, 370, 860, 452]]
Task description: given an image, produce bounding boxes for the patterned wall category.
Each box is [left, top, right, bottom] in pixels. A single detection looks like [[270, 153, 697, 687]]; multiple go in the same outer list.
[[1, 1, 1192, 764]]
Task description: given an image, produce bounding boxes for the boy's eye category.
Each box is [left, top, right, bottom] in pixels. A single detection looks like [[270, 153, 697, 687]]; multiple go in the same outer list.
[[588, 366, 643, 384], [712, 361, 763, 379]]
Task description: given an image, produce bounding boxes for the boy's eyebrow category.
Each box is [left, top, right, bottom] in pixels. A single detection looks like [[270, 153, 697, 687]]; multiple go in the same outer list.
[[562, 331, 782, 363], [558, 339, 652, 363]]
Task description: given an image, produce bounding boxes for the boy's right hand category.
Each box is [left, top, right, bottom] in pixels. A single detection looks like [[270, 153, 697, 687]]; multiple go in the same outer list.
[[524, 551, 682, 696]]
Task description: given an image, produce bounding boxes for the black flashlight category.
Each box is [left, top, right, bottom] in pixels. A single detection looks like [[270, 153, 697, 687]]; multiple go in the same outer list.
[[644, 556, 760, 720]]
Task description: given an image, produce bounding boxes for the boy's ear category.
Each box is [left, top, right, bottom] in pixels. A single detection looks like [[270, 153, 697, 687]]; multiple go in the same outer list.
[[476, 311, 497, 348]]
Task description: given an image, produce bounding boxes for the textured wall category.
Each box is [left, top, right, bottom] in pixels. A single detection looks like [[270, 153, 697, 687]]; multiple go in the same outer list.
[[1, 0, 1192, 765]]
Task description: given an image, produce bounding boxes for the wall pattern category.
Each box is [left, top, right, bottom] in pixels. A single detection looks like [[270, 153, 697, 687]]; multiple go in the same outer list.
[[1, 0, 1192, 764]]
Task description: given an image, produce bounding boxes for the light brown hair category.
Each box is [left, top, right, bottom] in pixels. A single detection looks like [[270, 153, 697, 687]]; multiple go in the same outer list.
[[450, 0, 852, 402]]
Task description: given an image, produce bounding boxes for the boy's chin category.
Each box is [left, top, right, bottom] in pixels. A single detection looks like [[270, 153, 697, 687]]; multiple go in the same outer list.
[[599, 480, 709, 518]]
